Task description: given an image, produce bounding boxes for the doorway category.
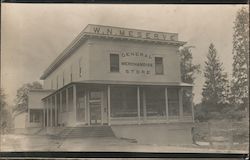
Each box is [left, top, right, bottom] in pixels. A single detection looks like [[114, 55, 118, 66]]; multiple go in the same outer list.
[[89, 90, 102, 125]]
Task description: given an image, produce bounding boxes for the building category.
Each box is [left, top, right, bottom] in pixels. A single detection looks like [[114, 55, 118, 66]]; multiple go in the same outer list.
[[28, 24, 194, 144]]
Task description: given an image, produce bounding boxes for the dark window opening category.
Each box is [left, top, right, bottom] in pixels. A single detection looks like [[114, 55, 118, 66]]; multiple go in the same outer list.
[[155, 57, 163, 75], [110, 86, 137, 117], [110, 54, 119, 72]]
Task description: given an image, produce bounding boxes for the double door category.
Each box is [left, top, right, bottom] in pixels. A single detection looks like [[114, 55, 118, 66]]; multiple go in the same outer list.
[[89, 90, 102, 125]]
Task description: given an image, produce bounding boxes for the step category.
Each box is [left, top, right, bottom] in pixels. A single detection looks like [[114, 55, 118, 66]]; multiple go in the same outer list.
[[59, 126, 115, 138]]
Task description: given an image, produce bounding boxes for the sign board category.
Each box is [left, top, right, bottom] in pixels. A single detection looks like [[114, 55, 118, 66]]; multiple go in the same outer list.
[[85, 24, 178, 41]]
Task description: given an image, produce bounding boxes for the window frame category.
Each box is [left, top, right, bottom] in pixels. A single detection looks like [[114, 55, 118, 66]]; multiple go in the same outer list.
[[155, 57, 164, 75], [110, 53, 120, 73]]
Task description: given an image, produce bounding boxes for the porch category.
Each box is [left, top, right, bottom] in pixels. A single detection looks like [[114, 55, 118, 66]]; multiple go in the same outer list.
[[42, 82, 194, 127]]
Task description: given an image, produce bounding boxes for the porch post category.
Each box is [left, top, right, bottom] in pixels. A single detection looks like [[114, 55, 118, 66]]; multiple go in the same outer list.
[[55, 95, 57, 127], [137, 86, 141, 124], [191, 87, 195, 122], [179, 88, 183, 119], [165, 87, 169, 121], [73, 85, 77, 124], [107, 85, 111, 126], [50, 97, 53, 127], [142, 88, 147, 121], [60, 91, 62, 125], [46, 99, 49, 127], [43, 101, 46, 127]]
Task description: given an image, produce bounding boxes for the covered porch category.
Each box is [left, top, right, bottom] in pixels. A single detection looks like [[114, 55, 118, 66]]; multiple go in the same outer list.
[[42, 81, 194, 127]]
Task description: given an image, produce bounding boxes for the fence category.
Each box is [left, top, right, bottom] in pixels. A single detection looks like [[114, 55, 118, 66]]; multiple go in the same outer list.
[[193, 121, 249, 149]]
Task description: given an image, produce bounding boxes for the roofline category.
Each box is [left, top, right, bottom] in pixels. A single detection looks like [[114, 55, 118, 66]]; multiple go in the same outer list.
[[40, 24, 187, 80]]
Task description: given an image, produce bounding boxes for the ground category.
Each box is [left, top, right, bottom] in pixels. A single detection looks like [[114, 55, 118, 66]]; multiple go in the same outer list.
[[0, 134, 248, 153]]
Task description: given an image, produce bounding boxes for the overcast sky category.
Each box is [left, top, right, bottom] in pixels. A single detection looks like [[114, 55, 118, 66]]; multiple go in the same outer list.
[[1, 4, 247, 105]]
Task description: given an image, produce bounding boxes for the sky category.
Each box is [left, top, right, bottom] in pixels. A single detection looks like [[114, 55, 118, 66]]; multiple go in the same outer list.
[[1, 4, 247, 106]]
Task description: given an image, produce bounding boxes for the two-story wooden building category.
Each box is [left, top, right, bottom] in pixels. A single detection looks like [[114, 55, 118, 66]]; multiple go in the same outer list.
[[28, 24, 194, 145]]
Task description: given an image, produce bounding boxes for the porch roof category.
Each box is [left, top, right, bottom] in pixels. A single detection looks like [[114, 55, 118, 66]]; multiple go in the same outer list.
[[75, 80, 193, 87], [41, 80, 193, 101]]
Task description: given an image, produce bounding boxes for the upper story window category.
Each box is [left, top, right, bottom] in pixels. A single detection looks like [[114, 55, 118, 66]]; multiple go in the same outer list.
[[62, 72, 65, 86], [79, 58, 82, 77], [110, 54, 119, 72], [51, 79, 53, 89], [56, 76, 59, 89], [70, 65, 73, 82], [155, 57, 163, 75]]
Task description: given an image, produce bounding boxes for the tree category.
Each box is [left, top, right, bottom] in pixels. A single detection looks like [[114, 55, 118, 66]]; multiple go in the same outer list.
[[0, 88, 11, 133], [0, 88, 7, 110], [202, 43, 229, 113], [13, 81, 42, 112], [231, 7, 249, 116], [180, 46, 201, 84]]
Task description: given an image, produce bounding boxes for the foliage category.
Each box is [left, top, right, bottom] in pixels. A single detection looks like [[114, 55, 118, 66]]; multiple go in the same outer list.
[[0, 88, 7, 110], [180, 46, 201, 84], [13, 81, 42, 113], [202, 43, 229, 106], [231, 7, 249, 115], [0, 88, 12, 133]]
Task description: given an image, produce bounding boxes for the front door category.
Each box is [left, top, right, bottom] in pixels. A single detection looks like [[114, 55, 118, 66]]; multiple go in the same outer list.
[[89, 90, 102, 125]]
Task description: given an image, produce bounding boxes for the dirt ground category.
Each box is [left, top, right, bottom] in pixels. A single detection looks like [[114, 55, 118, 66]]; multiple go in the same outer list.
[[0, 134, 248, 153]]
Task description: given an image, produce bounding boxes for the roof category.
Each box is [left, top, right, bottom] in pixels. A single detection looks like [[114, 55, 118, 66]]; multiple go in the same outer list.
[[40, 24, 187, 80]]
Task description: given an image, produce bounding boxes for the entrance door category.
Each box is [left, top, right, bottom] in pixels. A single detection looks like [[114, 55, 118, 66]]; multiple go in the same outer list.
[[89, 90, 102, 125]]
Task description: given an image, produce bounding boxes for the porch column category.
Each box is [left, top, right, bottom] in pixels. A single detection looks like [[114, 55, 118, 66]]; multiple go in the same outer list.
[[191, 87, 195, 122], [142, 88, 147, 121], [137, 86, 141, 124], [73, 85, 77, 123], [50, 97, 53, 127], [179, 88, 183, 119], [43, 101, 46, 127], [46, 99, 49, 127], [84, 88, 89, 125], [60, 91, 62, 125], [55, 95, 57, 127], [165, 87, 169, 120], [107, 85, 111, 126]]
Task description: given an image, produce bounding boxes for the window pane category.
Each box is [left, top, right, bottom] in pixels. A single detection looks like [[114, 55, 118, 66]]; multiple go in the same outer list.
[[145, 87, 166, 116], [62, 90, 66, 112], [110, 54, 119, 72], [68, 87, 74, 112], [168, 88, 179, 117], [111, 86, 137, 117], [155, 57, 163, 74], [89, 91, 101, 100]]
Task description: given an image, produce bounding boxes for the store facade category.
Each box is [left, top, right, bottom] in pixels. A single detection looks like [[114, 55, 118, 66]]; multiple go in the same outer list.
[[28, 24, 194, 144]]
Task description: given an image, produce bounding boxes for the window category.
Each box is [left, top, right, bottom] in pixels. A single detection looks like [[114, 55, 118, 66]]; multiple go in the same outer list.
[[62, 72, 65, 86], [168, 88, 179, 117], [155, 57, 163, 75], [30, 109, 42, 123], [70, 65, 73, 82], [62, 90, 66, 112], [79, 58, 82, 77], [68, 87, 74, 112], [145, 87, 166, 116], [56, 76, 59, 89], [110, 54, 119, 72], [110, 86, 137, 117]]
